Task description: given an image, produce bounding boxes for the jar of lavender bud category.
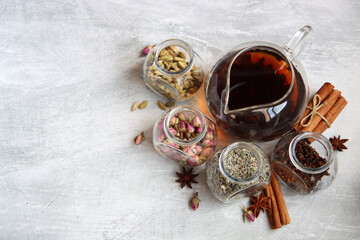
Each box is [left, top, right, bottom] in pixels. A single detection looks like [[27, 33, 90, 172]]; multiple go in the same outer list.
[[153, 105, 217, 167], [206, 142, 271, 203]]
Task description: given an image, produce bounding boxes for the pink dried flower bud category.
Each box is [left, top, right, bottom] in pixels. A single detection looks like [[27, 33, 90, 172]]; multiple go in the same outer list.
[[169, 127, 177, 136], [170, 116, 179, 125], [179, 121, 186, 132], [191, 116, 201, 127], [187, 123, 195, 133], [203, 140, 216, 147], [134, 132, 145, 145], [241, 203, 255, 222], [157, 119, 165, 130], [199, 147, 213, 159], [204, 132, 214, 140], [184, 132, 191, 139], [165, 142, 179, 149], [192, 155, 200, 163], [190, 192, 200, 211], [187, 159, 197, 166], [194, 145, 203, 154], [183, 147, 193, 155], [208, 123, 215, 132], [178, 112, 187, 121], [196, 126, 203, 134], [158, 132, 166, 142], [142, 45, 152, 55]]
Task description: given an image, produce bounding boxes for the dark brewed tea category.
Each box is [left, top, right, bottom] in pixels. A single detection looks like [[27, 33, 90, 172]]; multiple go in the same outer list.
[[205, 47, 307, 141], [228, 50, 291, 110]]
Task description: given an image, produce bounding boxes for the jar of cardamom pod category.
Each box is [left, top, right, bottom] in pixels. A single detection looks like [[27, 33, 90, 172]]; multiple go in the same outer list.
[[143, 39, 205, 101], [271, 131, 337, 195], [206, 142, 271, 203], [153, 105, 217, 167]]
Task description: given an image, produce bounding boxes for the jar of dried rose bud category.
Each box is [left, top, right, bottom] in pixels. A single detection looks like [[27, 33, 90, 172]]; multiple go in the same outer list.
[[153, 105, 217, 167], [143, 39, 205, 101], [271, 131, 337, 195], [206, 142, 271, 203]]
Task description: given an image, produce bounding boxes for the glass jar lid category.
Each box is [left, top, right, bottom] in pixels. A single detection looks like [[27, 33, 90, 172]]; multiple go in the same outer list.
[[219, 142, 263, 184], [289, 131, 334, 174]]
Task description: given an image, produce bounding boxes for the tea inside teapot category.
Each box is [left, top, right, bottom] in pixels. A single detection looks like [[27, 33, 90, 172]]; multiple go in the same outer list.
[[205, 44, 308, 141], [227, 49, 292, 111]]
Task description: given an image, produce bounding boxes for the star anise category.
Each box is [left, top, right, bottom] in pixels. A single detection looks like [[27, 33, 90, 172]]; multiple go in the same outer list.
[[247, 192, 271, 218], [329, 135, 348, 152], [175, 167, 199, 189]]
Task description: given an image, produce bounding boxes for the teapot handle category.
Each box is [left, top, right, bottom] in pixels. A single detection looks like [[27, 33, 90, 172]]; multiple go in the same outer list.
[[284, 25, 313, 59]]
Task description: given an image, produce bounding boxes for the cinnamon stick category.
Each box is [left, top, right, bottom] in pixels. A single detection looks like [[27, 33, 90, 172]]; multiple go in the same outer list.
[[268, 184, 282, 229], [294, 82, 334, 131], [313, 96, 348, 134], [271, 172, 291, 225], [264, 185, 274, 229], [301, 89, 341, 132]]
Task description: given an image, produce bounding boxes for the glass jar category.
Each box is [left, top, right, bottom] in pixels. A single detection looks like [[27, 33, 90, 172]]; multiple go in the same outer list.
[[271, 131, 337, 194], [206, 142, 271, 203], [143, 39, 205, 101], [153, 105, 217, 167]]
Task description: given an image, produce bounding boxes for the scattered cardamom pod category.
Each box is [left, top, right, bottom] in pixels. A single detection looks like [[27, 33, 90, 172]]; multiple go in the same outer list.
[[131, 101, 139, 111], [165, 101, 175, 108], [139, 101, 148, 109], [157, 100, 166, 110], [134, 132, 145, 145]]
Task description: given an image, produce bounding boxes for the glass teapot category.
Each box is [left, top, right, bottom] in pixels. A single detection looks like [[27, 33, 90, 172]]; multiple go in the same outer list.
[[205, 26, 312, 141]]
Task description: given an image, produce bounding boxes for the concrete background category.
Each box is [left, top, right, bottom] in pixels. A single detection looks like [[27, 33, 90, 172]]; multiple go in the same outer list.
[[0, 0, 359, 239]]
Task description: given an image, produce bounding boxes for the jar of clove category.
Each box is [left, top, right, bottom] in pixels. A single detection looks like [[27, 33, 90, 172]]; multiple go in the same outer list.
[[153, 105, 217, 167], [206, 142, 271, 203], [143, 39, 205, 101], [271, 131, 337, 194]]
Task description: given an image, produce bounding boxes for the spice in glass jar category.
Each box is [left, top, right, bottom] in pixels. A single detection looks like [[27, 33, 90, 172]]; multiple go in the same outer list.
[[206, 142, 271, 203], [143, 39, 205, 100], [271, 131, 337, 194]]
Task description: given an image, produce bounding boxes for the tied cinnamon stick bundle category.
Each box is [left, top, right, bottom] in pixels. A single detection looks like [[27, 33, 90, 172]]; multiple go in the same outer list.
[[294, 82, 347, 135], [294, 82, 334, 131], [313, 96, 347, 134]]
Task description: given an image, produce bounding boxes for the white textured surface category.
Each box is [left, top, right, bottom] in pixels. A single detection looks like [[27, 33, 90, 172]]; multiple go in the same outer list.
[[0, 0, 359, 239]]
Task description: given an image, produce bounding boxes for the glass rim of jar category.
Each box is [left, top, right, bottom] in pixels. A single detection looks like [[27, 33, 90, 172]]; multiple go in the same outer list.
[[154, 39, 195, 77], [219, 142, 263, 184], [223, 42, 296, 114], [289, 131, 334, 174], [164, 105, 208, 147]]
